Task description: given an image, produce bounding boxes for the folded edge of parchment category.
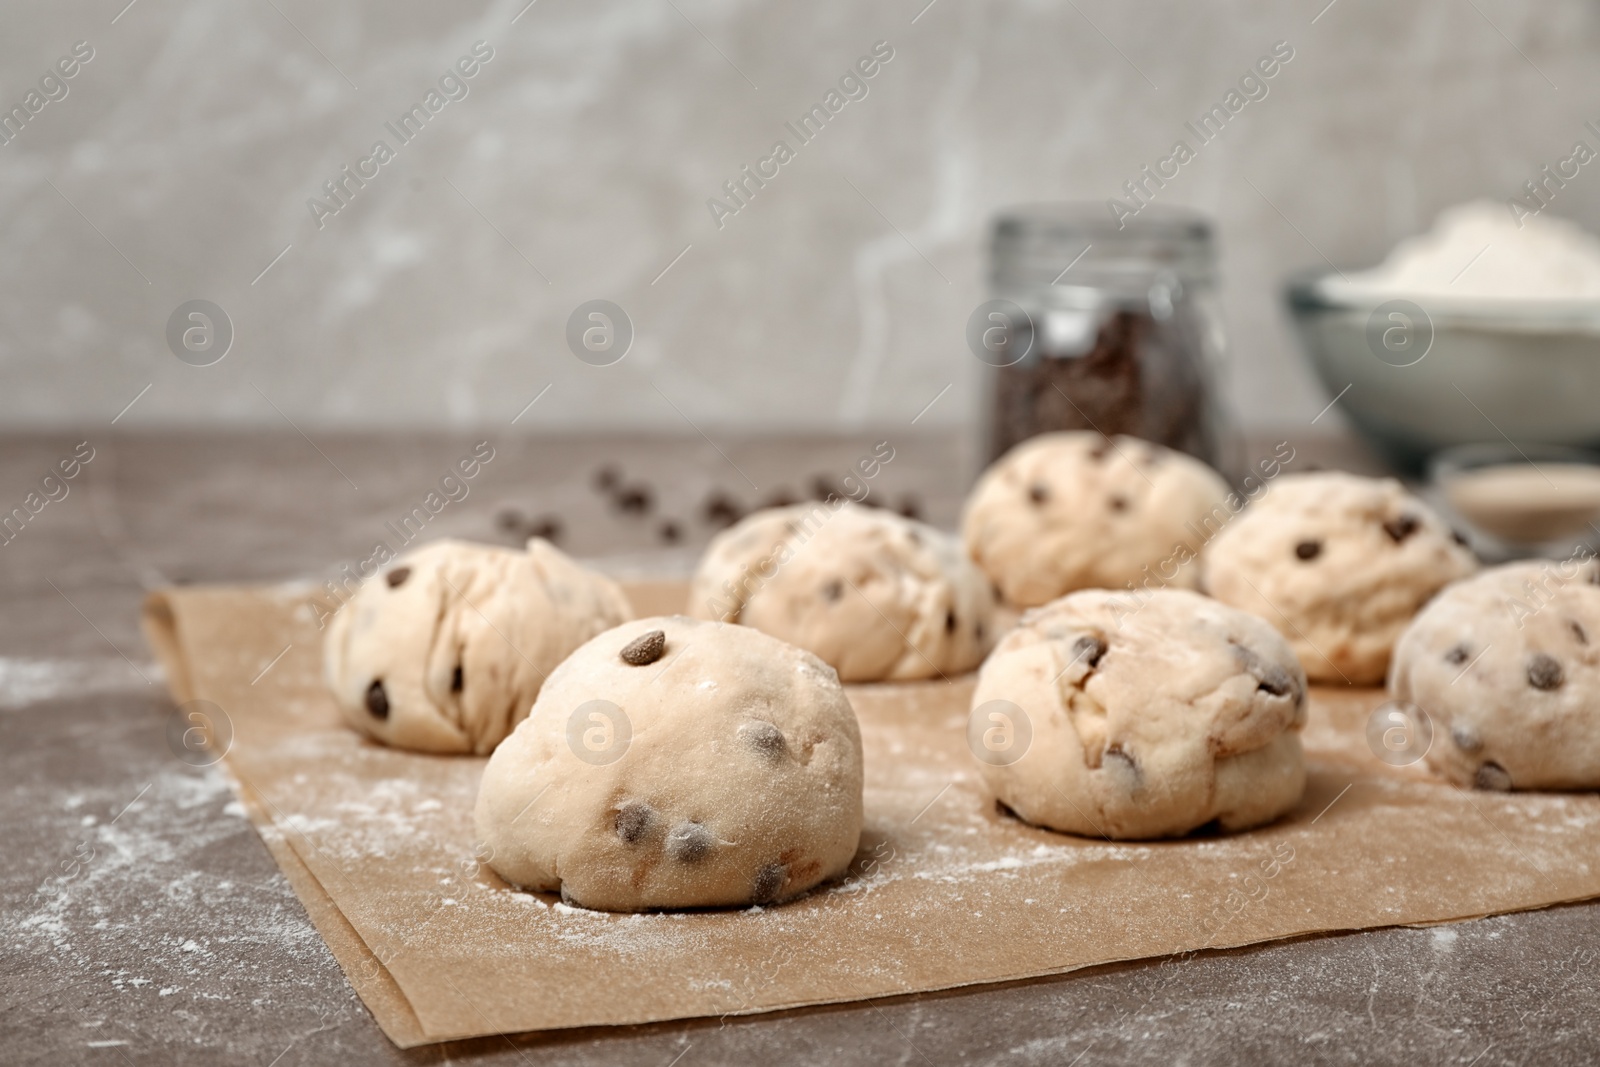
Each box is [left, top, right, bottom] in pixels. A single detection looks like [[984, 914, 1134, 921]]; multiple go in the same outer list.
[[141, 589, 432, 1048]]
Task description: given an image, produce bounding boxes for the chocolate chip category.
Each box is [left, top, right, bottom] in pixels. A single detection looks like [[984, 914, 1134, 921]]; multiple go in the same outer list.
[[615, 485, 653, 516], [1028, 483, 1049, 505], [702, 492, 743, 527], [740, 720, 786, 758], [1294, 540, 1321, 561], [1234, 645, 1296, 698], [365, 679, 389, 719], [619, 629, 667, 667], [665, 821, 714, 863], [1570, 620, 1588, 645], [763, 489, 798, 509], [1109, 495, 1129, 512], [1527, 653, 1564, 690], [386, 566, 412, 588], [1383, 514, 1419, 543], [897, 495, 922, 521], [615, 800, 654, 843], [752, 862, 788, 904], [1451, 529, 1470, 547], [1475, 762, 1512, 791], [528, 516, 563, 543], [822, 579, 843, 602], [593, 465, 621, 493], [451, 665, 463, 693], [1444, 644, 1470, 666], [1072, 634, 1107, 668], [657, 520, 681, 544], [1088, 439, 1111, 461], [1451, 725, 1483, 753], [945, 610, 957, 634]]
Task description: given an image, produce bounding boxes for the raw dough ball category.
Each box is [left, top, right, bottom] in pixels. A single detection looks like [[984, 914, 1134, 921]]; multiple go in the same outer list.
[[323, 538, 632, 754], [687, 502, 998, 682], [962, 432, 1232, 607], [1391, 558, 1600, 790], [1202, 472, 1477, 685], [970, 588, 1307, 839], [475, 616, 864, 910]]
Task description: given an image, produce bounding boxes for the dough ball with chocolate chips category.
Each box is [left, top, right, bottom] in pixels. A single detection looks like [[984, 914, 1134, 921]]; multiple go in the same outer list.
[[1390, 558, 1600, 790], [322, 538, 632, 754], [474, 616, 864, 910], [970, 588, 1307, 839], [1202, 472, 1476, 685], [961, 432, 1232, 608], [686, 502, 999, 682]]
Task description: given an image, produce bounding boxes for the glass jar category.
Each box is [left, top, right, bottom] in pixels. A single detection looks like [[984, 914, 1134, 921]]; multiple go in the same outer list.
[[979, 203, 1233, 470]]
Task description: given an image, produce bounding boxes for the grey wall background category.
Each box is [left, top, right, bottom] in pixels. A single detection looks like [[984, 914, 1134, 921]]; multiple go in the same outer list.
[[2, 0, 1598, 434]]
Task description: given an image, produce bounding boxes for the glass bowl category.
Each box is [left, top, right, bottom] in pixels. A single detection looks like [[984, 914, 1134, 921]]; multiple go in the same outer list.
[[1426, 442, 1600, 561]]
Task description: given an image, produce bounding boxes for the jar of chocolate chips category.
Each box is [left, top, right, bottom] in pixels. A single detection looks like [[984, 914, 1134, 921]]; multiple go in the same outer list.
[[979, 203, 1232, 468]]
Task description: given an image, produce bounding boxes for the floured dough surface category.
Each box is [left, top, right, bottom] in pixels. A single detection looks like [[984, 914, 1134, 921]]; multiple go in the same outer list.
[[322, 538, 632, 754], [687, 502, 998, 682], [962, 432, 1232, 607], [1203, 472, 1477, 685], [475, 616, 864, 911], [970, 588, 1307, 839], [1391, 558, 1600, 790]]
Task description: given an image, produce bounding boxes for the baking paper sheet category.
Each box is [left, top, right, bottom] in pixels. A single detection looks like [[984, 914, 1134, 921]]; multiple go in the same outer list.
[[142, 582, 1600, 1048]]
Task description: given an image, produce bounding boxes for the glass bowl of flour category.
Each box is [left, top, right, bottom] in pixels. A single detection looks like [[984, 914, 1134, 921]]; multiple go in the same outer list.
[[1287, 201, 1600, 473]]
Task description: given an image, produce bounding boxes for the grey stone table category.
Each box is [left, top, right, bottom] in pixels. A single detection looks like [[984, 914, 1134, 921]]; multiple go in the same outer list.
[[3, 431, 1596, 1067]]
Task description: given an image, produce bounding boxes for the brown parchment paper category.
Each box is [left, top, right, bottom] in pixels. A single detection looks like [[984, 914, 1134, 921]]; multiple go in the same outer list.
[[142, 582, 1600, 1048]]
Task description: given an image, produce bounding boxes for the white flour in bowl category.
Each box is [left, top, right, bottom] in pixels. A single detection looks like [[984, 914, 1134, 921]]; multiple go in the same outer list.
[[1323, 200, 1600, 304]]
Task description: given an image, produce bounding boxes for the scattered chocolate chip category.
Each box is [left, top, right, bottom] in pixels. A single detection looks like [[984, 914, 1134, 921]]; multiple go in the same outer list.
[[1527, 653, 1564, 691], [528, 516, 563, 543], [702, 491, 743, 527], [1109, 494, 1130, 512], [1382, 514, 1419, 543], [615, 484, 654, 516], [752, 862, 787, 904], [1234, 644, 1296, 698], [740, 720, 786, 758], [1072, 634, 1107, 668], [593, 465, 621, 493], [365, 679, 389, 720], [945, 610, 957, 634], [657, 520, 682, 544], [897, 495, 922, 521], [1027, 483, 1049, 505], [1451, 529, 1470, 547], [666, 821, 714, 863], [763, 490, 798, 509], [619, 629, 667, 667], [1475, 762, 1512, 791], [821, 579, 843, 602], [615, 800, 654, 843], [1294, 540, 1321, 561], [1570, 620, 1589, 645], [451, 665, 463, 693], [1444, 644, 1470, 666], [1451, 725, 1483, 753], [386, 566, 412, 588]]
